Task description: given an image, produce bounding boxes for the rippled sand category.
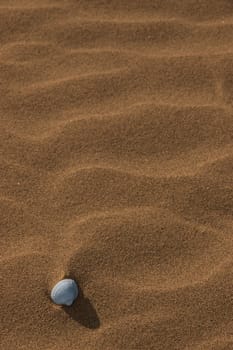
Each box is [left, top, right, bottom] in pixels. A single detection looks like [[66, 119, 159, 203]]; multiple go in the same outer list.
[[1, 1, 233, 349]]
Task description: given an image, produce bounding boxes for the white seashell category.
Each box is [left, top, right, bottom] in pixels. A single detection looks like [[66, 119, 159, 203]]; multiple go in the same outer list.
[[51, 279, 79, 306]]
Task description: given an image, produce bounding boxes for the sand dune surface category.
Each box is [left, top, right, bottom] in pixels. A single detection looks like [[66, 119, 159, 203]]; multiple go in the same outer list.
[[1, 1, 233, 349]]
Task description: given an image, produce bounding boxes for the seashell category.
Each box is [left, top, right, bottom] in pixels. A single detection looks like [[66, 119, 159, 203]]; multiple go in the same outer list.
[[51, 279, 79, 306]]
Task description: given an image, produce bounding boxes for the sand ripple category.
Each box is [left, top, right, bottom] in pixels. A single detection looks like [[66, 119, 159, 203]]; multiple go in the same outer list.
[[1, 1, 233, 349]]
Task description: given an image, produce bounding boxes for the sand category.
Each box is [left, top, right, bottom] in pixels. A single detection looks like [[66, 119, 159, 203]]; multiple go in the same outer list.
[[1, 1, 233, 349]]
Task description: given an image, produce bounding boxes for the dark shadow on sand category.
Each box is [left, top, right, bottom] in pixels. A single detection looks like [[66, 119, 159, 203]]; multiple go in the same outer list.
[[63, 287, 100, 329]]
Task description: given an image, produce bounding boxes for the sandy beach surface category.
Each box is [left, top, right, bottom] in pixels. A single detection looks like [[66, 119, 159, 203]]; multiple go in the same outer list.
[[1, 1, 233, 349]]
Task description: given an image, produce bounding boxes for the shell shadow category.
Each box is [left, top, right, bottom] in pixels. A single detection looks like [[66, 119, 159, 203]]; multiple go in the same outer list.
[[63, 287, 100, 329]]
